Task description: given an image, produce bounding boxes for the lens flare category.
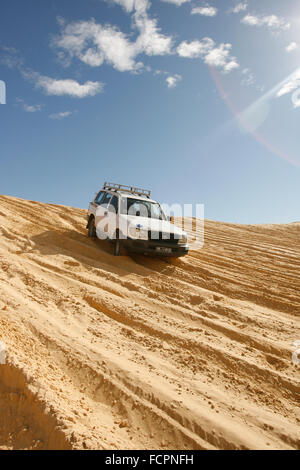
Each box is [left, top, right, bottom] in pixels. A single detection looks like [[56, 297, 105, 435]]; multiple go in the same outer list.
[[209, 66, 300, 168]]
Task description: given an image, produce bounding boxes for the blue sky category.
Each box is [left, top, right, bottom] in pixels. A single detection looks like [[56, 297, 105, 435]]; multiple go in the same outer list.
[[0, 0, 300, 223]]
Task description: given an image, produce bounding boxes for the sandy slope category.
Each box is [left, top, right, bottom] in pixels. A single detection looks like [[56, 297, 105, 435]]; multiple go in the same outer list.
[[0, 194, 299, 450]]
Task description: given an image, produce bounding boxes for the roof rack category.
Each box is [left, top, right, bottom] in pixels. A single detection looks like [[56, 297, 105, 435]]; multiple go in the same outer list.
[[103, 182, 151, 198]]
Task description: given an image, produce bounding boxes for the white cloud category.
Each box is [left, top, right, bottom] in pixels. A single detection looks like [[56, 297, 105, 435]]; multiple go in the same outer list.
[[16, 98, 43, 112], [134, 7, 173, 56], [276, 69, 300, 109], [53, 4, 173, 72], [177, 38, 214, 58], [241, 14, 290, 32], [191, 6, 217, 17], [107, 0, 137, 12], [23, 104, 43, 112], [205, 45, 238, 71], [177, 38, 239, 73], [53, 20, 140, 71], [240, 69, 265, 92], [154, 69, 168, 75], [276, 71, 300, 98], [230, 2, 247, 14], [36, 76, 104, 98], [161, 0, 190, 5], [240, 68, 256, 87], [166, 74, 182, 88], [1, 45, 103, 101], [0, 45, 24, 69], [0, 45, 18, 54], [49, 111, 73, 120], [286, 42, 297, 53]]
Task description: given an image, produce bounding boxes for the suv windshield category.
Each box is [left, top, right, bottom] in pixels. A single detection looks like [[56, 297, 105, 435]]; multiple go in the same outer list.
[[121, 198, 166, 220]]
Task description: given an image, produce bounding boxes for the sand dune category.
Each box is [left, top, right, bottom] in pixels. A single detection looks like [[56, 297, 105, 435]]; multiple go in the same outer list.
[[0, 194, 299, 450]]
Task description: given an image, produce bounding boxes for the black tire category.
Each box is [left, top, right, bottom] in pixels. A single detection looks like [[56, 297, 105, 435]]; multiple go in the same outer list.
[[114, 230, 121, 256], [88, 217, 96, 238]]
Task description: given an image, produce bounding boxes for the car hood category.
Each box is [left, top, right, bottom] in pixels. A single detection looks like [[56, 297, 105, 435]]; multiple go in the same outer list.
[[122, 215, 186, 237]]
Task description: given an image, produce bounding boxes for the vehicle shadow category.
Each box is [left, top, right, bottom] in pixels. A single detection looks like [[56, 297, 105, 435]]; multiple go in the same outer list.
[[29, 229, 178, 276]]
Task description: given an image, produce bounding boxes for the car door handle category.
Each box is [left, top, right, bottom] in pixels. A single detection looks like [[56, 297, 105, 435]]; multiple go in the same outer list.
[[104, 211, 108, 216]]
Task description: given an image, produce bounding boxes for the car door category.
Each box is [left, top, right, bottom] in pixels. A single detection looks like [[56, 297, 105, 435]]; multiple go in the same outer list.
[[95, 192, 112, 239]]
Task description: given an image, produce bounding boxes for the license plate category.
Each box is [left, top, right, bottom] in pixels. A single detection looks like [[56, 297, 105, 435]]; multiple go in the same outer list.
[[156, 247, 172, 253]]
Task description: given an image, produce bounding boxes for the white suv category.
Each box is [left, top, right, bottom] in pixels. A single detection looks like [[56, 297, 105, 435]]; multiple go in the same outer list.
[[86, 182, 189, 257]]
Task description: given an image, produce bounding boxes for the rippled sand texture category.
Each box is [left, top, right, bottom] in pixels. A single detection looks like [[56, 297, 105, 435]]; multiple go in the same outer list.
[[0, 195, 299, 450]]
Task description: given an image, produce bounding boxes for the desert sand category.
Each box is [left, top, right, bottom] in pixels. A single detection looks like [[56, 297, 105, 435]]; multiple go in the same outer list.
[[0, 194, 299, 450]]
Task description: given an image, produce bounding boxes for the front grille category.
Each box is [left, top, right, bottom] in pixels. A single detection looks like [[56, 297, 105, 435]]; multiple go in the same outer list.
[[148, 231, 180, 244]]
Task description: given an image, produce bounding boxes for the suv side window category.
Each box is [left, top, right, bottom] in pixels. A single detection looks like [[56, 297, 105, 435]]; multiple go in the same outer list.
[[108, 196, 119, 213], [101, 192, 112, 208], [95, 191, 105, 205]]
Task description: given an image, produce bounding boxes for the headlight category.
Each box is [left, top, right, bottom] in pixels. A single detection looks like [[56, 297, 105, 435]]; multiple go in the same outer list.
[[178, 234, 188, 245]]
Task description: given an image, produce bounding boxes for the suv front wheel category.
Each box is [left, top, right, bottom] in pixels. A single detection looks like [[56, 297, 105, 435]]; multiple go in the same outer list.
[[88, 217, 96, 238], [114, 230, 121, 256]]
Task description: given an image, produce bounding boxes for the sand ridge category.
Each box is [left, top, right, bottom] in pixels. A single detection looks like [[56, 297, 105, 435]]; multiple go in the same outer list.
[[0, 194, 299, 450]]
